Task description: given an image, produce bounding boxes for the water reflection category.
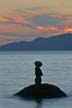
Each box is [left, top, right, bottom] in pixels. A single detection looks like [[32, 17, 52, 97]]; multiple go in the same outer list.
[[35, 99, 42, 108]]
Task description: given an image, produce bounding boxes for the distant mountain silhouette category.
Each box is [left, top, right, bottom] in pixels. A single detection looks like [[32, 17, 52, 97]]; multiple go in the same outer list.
[[0, 33, 72, 51]]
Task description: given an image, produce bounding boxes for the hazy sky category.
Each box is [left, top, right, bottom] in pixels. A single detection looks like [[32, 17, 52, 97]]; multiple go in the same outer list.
[[0, 0, 72, 44]]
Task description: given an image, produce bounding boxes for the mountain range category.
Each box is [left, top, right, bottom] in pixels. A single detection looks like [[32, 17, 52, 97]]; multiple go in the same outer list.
[[0, 33, 72, 51]]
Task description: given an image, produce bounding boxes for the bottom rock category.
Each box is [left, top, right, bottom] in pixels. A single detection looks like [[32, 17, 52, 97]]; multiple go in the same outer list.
[[15, 83, 67, 99]]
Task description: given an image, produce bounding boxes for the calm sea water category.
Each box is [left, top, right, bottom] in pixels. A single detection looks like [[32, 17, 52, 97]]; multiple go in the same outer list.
[[0, 51, 72, 108]]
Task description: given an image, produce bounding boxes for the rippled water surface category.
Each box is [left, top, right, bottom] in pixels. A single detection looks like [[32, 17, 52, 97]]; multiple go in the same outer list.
[[0, 51, 72, 108]]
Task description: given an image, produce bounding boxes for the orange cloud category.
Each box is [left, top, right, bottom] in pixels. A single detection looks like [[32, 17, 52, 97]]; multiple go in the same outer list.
[[36, 25, 58, 31], [0, 16, 9, 22], [36, 26, 45, 30], [0, 16, 30, 24], [13, 17, 32, 25], [47, 26, 58, 31], [64, 27, 72, 33], [14, 17, 26, 23], [0, 16, 34, 28]]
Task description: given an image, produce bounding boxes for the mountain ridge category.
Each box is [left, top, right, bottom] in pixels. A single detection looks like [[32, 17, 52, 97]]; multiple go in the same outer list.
[[0, 33, 72, 51]]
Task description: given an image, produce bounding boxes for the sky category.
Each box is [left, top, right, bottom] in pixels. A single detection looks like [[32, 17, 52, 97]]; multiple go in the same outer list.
[[0, 0, 72, 45]]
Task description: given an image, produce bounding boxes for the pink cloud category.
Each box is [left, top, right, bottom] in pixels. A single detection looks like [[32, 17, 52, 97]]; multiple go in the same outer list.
[[0, 14, 72, 45], [0, 36, 16, 40], [0, 36, 17, 45]]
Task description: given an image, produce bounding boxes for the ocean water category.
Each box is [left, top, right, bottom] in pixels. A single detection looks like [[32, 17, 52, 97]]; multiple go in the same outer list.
[[0, 51, 72, 108]]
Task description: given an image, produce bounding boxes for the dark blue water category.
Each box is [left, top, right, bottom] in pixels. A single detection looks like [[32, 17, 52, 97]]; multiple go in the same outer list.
[[0, 51, 72, 108]]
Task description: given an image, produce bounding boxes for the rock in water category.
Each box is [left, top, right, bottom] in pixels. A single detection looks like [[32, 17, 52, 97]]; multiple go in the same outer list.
[[15, 83, 67, 99]]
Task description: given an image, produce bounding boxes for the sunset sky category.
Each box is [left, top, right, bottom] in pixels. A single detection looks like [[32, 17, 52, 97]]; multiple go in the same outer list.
[[0, 0, 72, 44]]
